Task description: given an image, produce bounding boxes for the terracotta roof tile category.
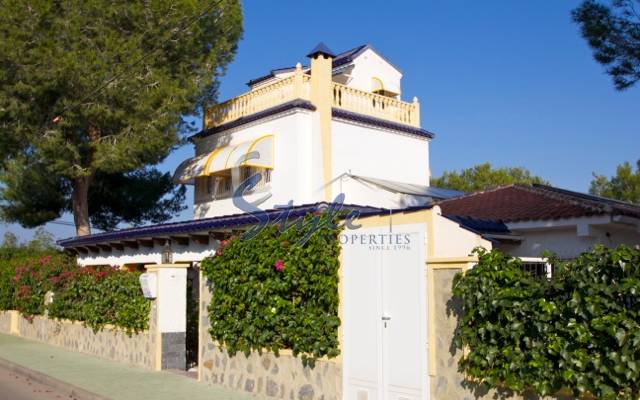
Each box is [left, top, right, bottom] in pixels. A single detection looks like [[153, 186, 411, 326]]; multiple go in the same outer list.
[[438, 184, 640, 222]]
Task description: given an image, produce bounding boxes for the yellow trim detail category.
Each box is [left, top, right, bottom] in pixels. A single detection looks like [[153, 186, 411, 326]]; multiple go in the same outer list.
[[223, 145, 241, 169], [198, 135, 275, 176], [243, 134, 274, 166], [202, 147, 224, 177], [371, 76, 384, 91]]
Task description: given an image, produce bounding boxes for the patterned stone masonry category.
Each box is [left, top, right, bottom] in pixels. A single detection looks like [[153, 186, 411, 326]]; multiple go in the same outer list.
[[0, 304, 157, 370], [198, 276, 342, 400], [430, 268, 475, 400], [161, 332, 186, 370]]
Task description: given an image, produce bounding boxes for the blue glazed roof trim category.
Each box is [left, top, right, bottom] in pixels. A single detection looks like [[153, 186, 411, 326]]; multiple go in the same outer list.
[[58, 202, 511, 248], [247, 44, 402, 87], [331, 44, 368, 68], [444, 215, 511, 235], [307, 42, 336, 58], [332, 108, 435, 139], [58, 203, 386, 247], [247, 66, 300, 87], [192, 100, 434, 141], [192, 100, 316, 140]]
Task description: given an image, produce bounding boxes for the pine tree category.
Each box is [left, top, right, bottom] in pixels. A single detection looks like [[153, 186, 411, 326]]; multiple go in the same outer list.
[[573, 0, 640, 90], [0, 0, 243, 235]]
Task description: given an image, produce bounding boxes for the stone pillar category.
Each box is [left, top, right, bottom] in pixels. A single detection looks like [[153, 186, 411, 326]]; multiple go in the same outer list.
[[9, 310, 19, 335], [145, 263, 188, 371], [412, 96, 421, 127]]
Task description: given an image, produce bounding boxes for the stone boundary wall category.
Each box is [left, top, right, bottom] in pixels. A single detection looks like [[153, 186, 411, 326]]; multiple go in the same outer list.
[[0, 311, 11, 333], [430, 267, 477, 400], [0, 309, 157, 370], [198, 275, 342, 400], [430, 267, 569, 400]]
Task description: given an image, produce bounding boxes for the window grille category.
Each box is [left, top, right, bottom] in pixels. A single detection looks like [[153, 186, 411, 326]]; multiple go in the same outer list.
[[519, 257, 553, 279], [195, 167, 272, 203], [240, 166, 271, 192]]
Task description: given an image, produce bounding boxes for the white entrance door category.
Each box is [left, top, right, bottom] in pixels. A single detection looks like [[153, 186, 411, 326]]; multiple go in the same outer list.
[[342, 224, 429, 400]]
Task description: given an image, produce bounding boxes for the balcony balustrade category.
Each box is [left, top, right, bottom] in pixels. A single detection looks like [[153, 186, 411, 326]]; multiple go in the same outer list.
[[204, 66, 420, 129]]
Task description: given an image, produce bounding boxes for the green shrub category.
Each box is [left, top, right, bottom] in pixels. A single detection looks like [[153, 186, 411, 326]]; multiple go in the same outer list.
[[0, 251, 148, 333], [0, 263, 16, 310], [48, 266, 150, 334], [453, 245, 640, 399], [201, 213, 342, 367]]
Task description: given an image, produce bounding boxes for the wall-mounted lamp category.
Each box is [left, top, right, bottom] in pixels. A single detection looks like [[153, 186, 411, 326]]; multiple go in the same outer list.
[[161, 240, 173, 264]]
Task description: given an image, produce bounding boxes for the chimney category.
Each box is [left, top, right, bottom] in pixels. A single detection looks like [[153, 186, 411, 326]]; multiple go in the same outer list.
[[307, 42, 335, 201]]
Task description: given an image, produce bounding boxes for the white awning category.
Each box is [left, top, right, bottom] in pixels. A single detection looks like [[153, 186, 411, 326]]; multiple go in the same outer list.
[[173, 135, 274, 185], [172, 154, 209, 185]]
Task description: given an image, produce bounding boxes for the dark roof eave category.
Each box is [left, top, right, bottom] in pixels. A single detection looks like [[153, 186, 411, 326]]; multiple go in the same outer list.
[[58, 203, 387, 248], [332, 108, 434, 139], [58, 203, 440, 248], [191, 101, 434, 141], [192, 99, 316, 140]]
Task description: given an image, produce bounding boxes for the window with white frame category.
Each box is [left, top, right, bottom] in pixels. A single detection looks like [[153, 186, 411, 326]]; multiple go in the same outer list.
[[194, 167, 271, 203], [520, 257, 553, 279]]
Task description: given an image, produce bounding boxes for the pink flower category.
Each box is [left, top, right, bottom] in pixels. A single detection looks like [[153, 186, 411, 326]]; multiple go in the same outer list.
[[18, 285, 29, 299], [274, 259, 284, 272], [60, 271, 74, 280], [39, 255, 52, 265], [215, 238, 233, 256]]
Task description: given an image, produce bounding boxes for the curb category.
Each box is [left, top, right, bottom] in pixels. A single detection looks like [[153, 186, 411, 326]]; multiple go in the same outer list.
[[0, 356, 111, 400]]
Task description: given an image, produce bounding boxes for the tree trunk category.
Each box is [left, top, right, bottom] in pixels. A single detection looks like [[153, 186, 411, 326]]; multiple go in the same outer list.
[[72, 176, 91, 236]]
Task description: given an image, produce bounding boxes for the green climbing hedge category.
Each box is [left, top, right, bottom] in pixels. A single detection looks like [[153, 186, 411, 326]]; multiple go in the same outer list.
[[4, 253, 149, 333], [201, 213, 342, 367], [452, 245, 640, 399], [47, 265, 150, 334]]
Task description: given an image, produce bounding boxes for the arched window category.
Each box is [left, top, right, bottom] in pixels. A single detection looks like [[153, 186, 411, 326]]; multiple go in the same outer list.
[[371, 77, 398, 98], [371, 77, 385, 94]]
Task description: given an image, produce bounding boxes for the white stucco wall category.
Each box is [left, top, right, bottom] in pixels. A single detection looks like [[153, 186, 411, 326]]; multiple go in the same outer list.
[[431, 208, 492, 258], [193, 109, 316, 218], [191, 108, 431, 217], [331, 118, 430, 207], [500, 222, 640, 259], [333, 48, 403, 96], [76, 241, 217, 267], [155, 266, 187, 333]]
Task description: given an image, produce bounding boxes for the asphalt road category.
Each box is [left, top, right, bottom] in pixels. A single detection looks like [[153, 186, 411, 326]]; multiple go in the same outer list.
[[0, 365, 70, 400]]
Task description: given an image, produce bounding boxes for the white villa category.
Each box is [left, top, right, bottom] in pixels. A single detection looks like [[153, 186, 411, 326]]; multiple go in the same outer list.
[[176, 42, 452, 219], [60, 42, 463, 267], [53, 43, 640, 400]]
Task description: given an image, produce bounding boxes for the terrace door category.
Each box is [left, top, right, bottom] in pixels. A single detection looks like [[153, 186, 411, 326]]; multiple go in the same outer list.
[[342, 224, 429, 400]]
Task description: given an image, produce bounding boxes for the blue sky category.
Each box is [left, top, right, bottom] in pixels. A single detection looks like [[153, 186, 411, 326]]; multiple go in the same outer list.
[[2, 0, 639, 242]]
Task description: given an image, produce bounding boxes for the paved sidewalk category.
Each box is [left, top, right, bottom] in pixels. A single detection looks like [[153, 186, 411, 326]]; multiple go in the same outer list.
[[0, 333, 250, 400]]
